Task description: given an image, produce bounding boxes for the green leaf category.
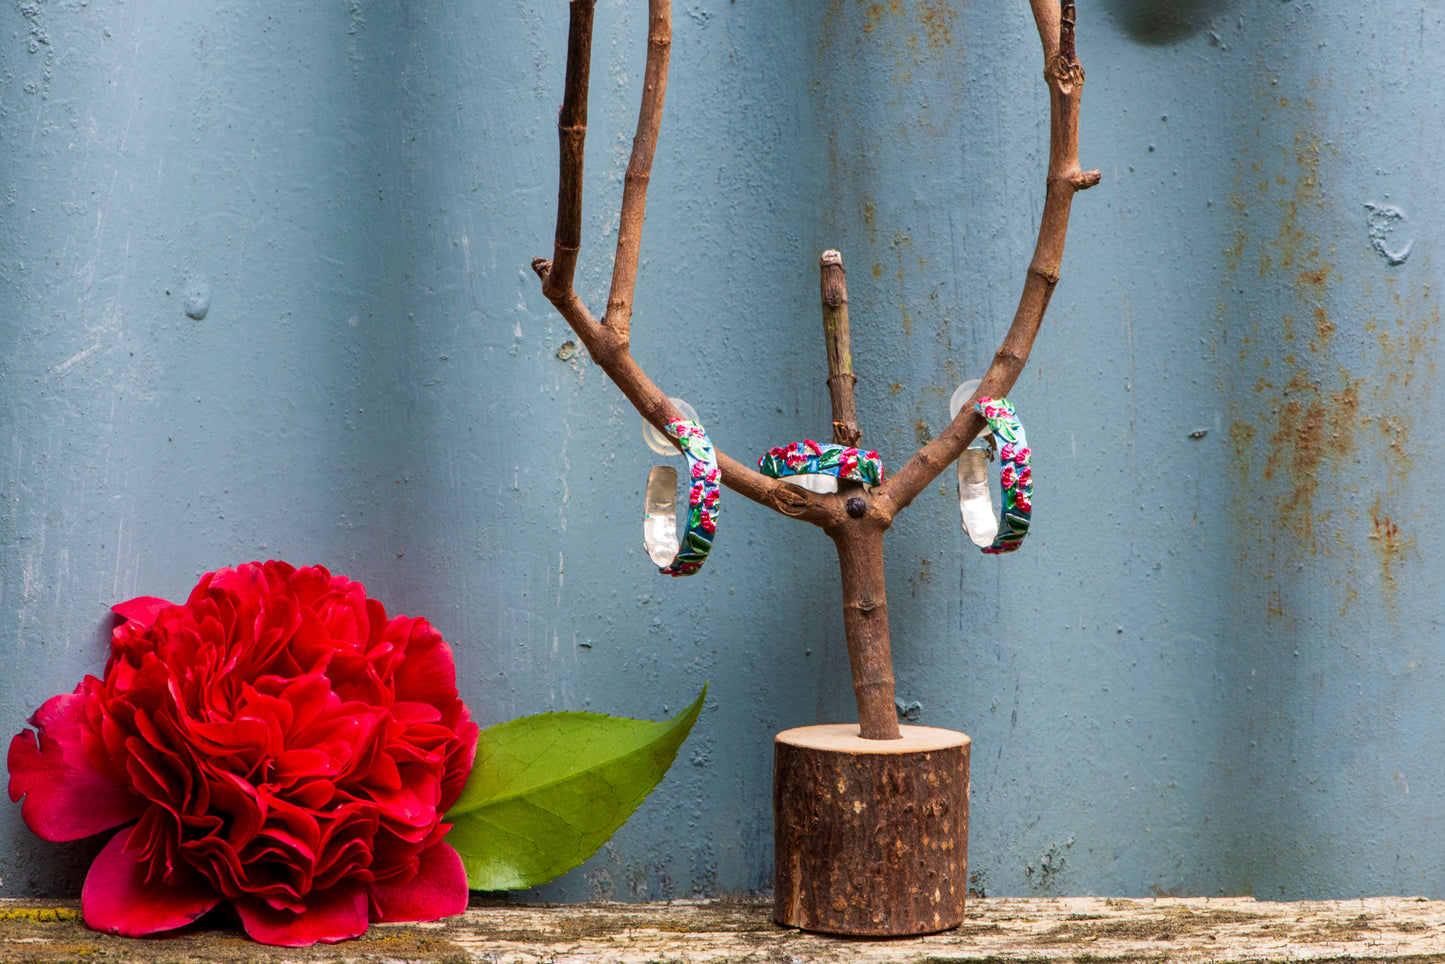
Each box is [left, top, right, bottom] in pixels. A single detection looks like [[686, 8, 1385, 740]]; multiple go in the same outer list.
[[444, 684, 707, 891]]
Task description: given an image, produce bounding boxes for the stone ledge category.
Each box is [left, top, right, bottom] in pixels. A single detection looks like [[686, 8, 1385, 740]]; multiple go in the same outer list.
[[4, 895, 1445, 963]]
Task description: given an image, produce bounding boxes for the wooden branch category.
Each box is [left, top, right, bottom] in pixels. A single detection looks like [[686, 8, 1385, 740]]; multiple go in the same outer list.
[[603, 0, 672, 342], [531, 0, 840, 527], [874, 0, 1099, 521], [819, 250, 861, 447], [532, 259, 837, 526], [540, 0, 595, 301], [833, 524, 900, 740], [816, 250, 899, 740]]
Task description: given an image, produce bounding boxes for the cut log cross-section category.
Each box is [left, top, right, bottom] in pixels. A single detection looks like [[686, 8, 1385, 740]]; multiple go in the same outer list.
[[772, 725, 971, 936]]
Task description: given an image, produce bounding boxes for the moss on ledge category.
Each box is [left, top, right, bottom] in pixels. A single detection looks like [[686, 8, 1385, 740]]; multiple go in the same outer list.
[[2, 895, 1444, 964]]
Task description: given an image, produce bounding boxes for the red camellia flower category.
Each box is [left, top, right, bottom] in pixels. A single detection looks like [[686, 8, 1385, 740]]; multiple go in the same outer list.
[[7, 561, 479, 946]]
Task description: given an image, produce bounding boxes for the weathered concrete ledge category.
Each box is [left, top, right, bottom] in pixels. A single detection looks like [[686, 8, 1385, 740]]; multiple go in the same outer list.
[[3, 895, 1445, 963]]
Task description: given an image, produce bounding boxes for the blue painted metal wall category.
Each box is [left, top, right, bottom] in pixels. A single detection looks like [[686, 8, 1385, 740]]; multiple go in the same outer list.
[[3, 0, 1441, 901]]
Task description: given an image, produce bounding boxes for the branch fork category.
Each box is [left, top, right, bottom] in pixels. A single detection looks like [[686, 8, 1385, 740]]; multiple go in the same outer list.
[[533, 0, 1098, 740]]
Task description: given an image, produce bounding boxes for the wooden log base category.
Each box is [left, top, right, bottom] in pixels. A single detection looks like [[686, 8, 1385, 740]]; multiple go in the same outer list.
[[773, 723, 970, 937]]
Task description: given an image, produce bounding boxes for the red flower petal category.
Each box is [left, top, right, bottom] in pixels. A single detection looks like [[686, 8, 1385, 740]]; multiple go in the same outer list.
[[81, 826, 221, 937], [235, 883, 369, 946], [110, 596, 173, 627], [389, 619, 462, 710], [369, 842, 468, 924], [8, 692, 144, 841], [437, 713, 478, 814]]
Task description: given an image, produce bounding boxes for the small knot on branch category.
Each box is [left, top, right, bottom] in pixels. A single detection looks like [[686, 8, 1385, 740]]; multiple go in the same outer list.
[[1048, 169, 1104, 192], [1046, 53, 1085, 94], [531, 257, 552, 280], [1028, 261, 1062, 285], [773, 484, 812, 518], [993, 345, 1027, 369]]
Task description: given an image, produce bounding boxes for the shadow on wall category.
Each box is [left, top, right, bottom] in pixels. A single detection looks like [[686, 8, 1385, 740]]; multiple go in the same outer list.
[[1101, 0, 1240, 45]]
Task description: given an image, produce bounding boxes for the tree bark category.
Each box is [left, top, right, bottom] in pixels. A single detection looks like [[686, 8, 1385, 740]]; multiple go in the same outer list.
[[819, 250, 861, 448], [814, 250, 898, 739], [832, 522, 898, 741], [540, 0, 594, 300], [773, 724, 971, 935], [602, 0, 671, 341]]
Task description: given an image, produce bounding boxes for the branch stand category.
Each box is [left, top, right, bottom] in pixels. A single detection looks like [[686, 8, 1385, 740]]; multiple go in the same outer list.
[[773, 725, 970, 936], [531, 0, 1096, 938]]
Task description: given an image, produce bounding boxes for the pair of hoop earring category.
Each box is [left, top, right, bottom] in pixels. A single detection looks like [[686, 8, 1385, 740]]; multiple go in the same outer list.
[[639, 395, 1032, 575]]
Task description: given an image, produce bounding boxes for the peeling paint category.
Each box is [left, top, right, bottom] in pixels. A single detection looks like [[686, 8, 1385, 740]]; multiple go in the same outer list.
[[1364, 203, 1414, 266]]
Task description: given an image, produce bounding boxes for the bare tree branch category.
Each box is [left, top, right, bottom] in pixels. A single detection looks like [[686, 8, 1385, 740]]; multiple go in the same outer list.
[[540, 0, 595, 301], [603, 0, 671, 342], [819, 250, 862, 448], [531, 1, 837, 526], [532, 260, 835, 525], [835, 524, 900, 740], [874, 0, 1099, 522], [815, 250, 900, 739]]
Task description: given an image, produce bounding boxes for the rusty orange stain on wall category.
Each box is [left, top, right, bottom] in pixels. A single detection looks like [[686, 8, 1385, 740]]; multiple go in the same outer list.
[[833, 0, 963, 98], [862, 0, 954, 52], [1262, 372, 1335, 545], [862, 0, 905, 35], [1328, 370, 1362, 450], [1218, 76, 1438, 618], [1229, 420, 1257, 466], [1368, 497, 1412, 599], [918, 0, 957, 53], [1250, 110, 1340, 558]]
